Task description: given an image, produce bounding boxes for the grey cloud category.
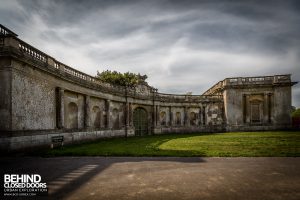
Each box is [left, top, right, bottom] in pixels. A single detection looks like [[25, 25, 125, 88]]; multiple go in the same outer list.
[[1, 0, 299, 107]]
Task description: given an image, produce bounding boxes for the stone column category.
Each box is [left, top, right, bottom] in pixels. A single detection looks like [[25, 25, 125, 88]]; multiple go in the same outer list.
[[125, 102, 130, 127], [156, 105, 160, 126], [129, 103, 133, 127], [153, 103, 157, 128], [106, 100, 111, 129], [202, 105, 206, 125], [84, 95, 91, 128], [243, 94, 247, 124], [184, 106, 188, 126], [246, 95, 251, 123], [263, 93, 268, 124], [268, 93, 272, 123], [57, 88, 64, 129]]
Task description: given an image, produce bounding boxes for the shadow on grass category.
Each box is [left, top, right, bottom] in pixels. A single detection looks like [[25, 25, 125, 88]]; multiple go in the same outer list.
[[35, 132, 216, 157]]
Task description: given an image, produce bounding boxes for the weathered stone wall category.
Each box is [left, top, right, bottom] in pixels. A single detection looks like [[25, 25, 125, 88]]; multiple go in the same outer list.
[[0, 58, 11, 130], [222, 77, 294, 131], [273, 86, 292, 126], [11, 60, 56, 131]]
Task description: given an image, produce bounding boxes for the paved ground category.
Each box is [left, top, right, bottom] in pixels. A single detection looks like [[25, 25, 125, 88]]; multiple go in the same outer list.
[[1, 157, 300, 200]]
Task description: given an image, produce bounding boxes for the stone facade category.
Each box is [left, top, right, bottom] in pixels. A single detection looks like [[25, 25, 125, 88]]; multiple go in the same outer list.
[[0, 25, 297, 150]]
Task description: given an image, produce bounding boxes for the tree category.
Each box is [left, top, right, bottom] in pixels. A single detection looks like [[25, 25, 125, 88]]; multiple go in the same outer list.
[[96, 70, 148, 87], [292, 108, 300, 118], [292, 108, 300, 128]]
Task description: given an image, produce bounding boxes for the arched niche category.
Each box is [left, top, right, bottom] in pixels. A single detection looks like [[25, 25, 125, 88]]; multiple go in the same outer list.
[[92, 106, 101, 128], [112, 108, 119, 129], [160, 111, 166, 126], [67, 102, 78, 129]]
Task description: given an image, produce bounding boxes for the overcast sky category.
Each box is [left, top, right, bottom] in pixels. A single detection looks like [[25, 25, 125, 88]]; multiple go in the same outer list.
[[1, 0, 299, 107]]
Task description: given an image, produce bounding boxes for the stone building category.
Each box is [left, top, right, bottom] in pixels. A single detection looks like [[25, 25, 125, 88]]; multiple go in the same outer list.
[[0, 25, 297, 150]]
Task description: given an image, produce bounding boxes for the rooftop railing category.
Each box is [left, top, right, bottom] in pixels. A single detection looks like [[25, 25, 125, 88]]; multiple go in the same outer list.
[[0, 24, 17, 37], [224, 75, 291, 85], [156, 92, 223, 102], [204, 74, 292, 95]]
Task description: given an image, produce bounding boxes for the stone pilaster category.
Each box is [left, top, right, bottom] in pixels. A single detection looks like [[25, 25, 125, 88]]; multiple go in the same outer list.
[[243, 94, 247, 124], [263, 93, 268, 124], [153, 103, 157, 128], [268, 93, 272, 123], [246, 95, 251, 123], [156, 105, 160, 126], [106, 100, 111, 129], [57, 88, 64, 129], [125, 102, 130, 127], [202, 105, 206, 125], [129, 103, 133, 127], [84, 95, 91, 128], [169, 106, 173, 126], [184, 106, 188, 126]]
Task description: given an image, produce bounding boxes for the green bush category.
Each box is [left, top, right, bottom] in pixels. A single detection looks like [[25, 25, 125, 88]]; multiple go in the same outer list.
[[292, 108, 300, 118]]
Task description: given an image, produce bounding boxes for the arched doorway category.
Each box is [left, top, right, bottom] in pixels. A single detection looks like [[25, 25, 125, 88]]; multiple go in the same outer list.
[[133, 107, 148, 136]]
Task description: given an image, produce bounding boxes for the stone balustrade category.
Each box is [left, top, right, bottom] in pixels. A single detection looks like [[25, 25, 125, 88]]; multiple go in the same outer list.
[[19, 42, 47, 63], [0, 24, 17, 36], [224, 75, 291, 86], [204, 74, 292, 95], [156, 93, 222, 102]]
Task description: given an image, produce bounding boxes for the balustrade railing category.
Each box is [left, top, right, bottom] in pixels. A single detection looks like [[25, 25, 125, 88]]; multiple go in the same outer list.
[[0, 24, 17, 36], [19, 42, 47, 63], [203, 74, 291, 95], [156, 92, 222, 102], [225, 75, 290, 85]]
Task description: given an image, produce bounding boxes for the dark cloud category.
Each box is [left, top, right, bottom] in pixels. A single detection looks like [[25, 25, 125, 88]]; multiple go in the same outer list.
[[0, 0, 299, 106]]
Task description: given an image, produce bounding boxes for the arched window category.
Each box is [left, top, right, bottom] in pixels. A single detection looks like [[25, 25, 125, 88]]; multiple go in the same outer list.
[[67, 102, 78, 129], [160, 111, 166, 126]]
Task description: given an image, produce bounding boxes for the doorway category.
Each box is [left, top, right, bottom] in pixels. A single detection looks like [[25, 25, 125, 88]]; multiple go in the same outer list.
[[133, 107, 148, 136]]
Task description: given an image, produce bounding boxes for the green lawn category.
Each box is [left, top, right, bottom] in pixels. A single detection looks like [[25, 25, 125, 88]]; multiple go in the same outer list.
[[40, 131, 300, 157]]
